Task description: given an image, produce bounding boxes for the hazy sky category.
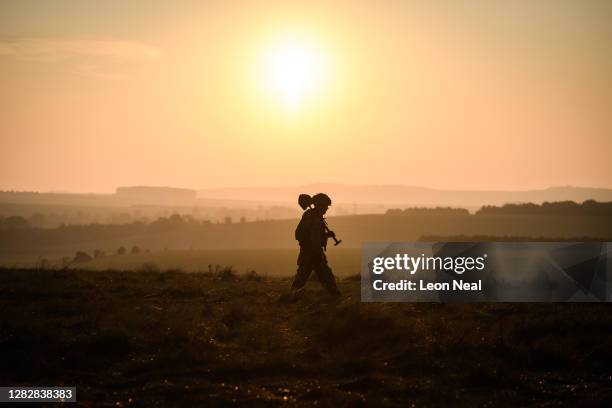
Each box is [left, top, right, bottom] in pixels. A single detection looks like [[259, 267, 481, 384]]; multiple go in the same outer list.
[[1, 1, 611, 193]]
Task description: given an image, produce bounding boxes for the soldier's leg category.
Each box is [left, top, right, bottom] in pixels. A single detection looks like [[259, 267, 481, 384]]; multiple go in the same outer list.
[[291, 249, 313, 290], [291, 265, 312, 291], [314, 256, 341, 296]]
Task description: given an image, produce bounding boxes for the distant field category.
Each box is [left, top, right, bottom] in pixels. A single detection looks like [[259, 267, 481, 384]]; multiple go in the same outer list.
[[82, 248, 361, 278], [1, 213, 610, 267]]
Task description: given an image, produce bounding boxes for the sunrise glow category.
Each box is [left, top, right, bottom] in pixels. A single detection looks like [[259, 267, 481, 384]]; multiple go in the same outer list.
[[259, 34, 328, 111]]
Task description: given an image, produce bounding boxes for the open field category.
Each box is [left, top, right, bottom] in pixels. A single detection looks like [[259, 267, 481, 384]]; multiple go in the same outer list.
[[2, 267, 612, 407], [84, 248, 361, 278], [0, 248, 362, 278]]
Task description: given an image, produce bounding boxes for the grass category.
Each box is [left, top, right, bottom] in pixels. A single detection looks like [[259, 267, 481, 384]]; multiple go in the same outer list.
[[2, 248, 362, 278], [1, 267, 612, 407]]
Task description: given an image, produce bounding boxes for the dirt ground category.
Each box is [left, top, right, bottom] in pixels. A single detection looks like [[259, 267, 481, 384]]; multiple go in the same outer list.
[[1, 267, 612, 407]]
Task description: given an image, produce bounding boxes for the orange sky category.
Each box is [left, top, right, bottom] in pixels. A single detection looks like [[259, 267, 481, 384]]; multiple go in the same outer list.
[[1, 1, 611, 193]]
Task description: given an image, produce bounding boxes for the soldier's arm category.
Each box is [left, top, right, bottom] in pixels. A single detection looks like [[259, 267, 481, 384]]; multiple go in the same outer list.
[[310, 217, 324, 249]]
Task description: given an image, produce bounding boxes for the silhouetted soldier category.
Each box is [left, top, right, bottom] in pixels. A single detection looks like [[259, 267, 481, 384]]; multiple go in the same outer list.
[[291, 193, 341, 297]]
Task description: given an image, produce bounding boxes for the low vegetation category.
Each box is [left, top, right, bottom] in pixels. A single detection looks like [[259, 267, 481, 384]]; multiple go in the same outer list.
[[1, 267, 611, 406]]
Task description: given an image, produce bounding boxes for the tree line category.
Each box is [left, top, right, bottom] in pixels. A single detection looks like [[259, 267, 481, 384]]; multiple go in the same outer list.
[[475, 200, 612, 216], [386, 200, 612, 216]]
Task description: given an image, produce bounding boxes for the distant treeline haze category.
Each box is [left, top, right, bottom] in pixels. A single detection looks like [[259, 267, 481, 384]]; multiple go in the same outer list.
[[386, 200, 612, 217], [2, 200, 611, 231], [0, 200, 610, 267]]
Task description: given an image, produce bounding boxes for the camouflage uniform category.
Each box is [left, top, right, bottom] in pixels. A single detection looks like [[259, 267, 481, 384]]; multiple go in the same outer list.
[[291, 208, 341, 296]]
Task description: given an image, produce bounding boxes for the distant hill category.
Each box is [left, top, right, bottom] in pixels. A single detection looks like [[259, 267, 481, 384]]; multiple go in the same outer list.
[[2, 184, 611, 210], [0, 186, 199, 207], [199, 183, 612, 207], [115, 186, 197, 205]]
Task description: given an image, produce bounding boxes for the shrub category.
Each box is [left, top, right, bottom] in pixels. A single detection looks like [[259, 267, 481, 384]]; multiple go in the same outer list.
[[73, 251, 92, 263], [138, 262, 160, 273], [244, 270, 264, 281], [218, 266, 236, 281]]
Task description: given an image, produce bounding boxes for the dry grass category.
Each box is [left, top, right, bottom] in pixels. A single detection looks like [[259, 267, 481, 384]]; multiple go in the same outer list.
[[1, 267, 612, 407]]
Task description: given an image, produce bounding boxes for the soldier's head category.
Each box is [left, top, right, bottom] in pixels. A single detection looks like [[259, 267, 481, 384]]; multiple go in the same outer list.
[[312, 193, 331, 215]]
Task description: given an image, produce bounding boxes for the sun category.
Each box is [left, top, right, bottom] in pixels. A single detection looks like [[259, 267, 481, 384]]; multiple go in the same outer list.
[[259, 34, 327, 111]]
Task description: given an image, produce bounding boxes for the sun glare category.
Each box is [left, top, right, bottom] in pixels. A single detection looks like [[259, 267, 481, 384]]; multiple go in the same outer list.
[[260, 34, 327, 112]]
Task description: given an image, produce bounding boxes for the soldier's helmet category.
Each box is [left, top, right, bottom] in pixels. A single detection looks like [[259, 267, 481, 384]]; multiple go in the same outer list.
[[312, 193, 332, 208]]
